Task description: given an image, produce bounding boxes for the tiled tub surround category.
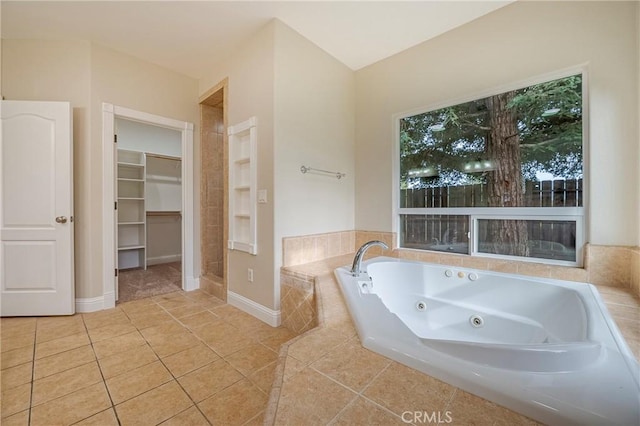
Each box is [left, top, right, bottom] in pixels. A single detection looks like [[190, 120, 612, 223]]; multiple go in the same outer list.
[[270, 254, 640, 425]]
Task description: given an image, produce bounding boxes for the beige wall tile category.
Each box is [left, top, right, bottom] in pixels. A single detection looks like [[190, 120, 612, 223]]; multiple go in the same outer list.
[[587, 245, 633, 288]]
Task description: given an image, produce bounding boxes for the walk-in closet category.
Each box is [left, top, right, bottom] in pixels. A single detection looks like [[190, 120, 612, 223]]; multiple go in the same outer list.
[[115, 118, 183, 302]]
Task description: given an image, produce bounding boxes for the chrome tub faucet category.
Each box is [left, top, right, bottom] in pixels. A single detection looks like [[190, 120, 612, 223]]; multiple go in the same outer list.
[[351, 240, 389, 276]]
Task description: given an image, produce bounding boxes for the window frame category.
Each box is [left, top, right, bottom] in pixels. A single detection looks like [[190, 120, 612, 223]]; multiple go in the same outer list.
[[392, 66, 589, 267]]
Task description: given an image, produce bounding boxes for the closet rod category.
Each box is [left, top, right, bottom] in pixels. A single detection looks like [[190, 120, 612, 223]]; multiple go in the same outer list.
[[146, 153, 181, 161], [146, 211, 182, 217]]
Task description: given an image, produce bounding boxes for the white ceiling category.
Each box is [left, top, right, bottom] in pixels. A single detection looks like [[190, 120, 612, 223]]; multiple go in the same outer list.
[[1, 1, 513, 80]]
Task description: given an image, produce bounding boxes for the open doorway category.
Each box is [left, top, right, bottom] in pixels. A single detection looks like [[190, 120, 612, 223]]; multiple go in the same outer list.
[[102, 104, 195, 310], [199, 83, 228, 300], [115, 118, 183, 302]]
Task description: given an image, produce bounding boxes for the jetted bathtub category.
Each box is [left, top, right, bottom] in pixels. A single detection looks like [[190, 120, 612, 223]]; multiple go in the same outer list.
[[335, 257, 640, 425]]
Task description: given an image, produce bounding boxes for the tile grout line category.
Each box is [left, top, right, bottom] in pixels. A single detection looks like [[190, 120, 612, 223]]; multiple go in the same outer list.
[[27, 320, 37, 426]]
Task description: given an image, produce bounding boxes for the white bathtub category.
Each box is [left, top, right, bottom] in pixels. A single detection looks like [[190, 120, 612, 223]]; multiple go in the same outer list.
[[335, 257, 640, 425]]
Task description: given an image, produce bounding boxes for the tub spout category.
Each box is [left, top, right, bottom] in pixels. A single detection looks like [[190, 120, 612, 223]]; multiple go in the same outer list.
[[351, 240, 389, 276]]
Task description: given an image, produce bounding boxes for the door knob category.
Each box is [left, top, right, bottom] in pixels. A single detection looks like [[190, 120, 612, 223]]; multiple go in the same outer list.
[[55, 216, 68, 224]]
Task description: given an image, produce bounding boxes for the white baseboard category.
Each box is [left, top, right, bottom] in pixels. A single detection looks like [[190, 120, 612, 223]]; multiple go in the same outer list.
[[76, 296, 106, 313], [103, 291, 116, 309], [227, 291, 281, 327], [184, 276, 199, 292], [147, 255, 182, 266]]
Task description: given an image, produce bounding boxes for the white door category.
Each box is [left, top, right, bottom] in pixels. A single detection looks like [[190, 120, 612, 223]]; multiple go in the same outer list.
[[1, 101, 74, 316]]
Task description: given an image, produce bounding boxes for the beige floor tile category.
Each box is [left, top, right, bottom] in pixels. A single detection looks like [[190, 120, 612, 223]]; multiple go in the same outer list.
[[160, 406, 209, 425], [177, 359, 243, 402], [256, 326, 297, 351], [244, 411, 265, 426], [35, 320, 86, 344], [106, 360, 173, 404], [444, 390, 511, 426], [33, 345, 95, 380], [282, 355, 307, 382], [165, 303, 206, 319], [331, 397, 405, 425], [1, 321, 36, 341], [161, 342, 220, 377], [115, 381, 193, 425], [1, 362, 32, 392], [127, 310, 175, 329], [146, 330, 201, 358], [75, 408, 119, 425], [92, 331, 146, 359], [118, 297, 157, 314], [192, 321, 253, 357], [87, 322, 138, 343], [1, 317, 36, 331], [30, 382, 111, 426], [156, 297, 198, 311], [32, 361, 103, 406], [82, 308, 129, 330], [275, 368, 356, 425], [363, 362, 455, 416], [248, 361, 277, 394], [225, 343, 278, 377], [36, 315, 84, 331], [1, 345, 33, 370], [2, 334, 36, 353], [197, 379, 267, 426], [97, 344, 158, 379], [311, 337, 391, 392], [178, 311, 219, 329], [34, 332, 90, 359], [0, 409, 29, 426], [287, 324, 355, 364], [138, 320, 186, 341], [0, 382, 31, 418]]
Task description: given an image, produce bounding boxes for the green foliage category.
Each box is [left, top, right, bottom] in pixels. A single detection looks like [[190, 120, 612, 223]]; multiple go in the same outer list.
[[400, 74, 583, 188]]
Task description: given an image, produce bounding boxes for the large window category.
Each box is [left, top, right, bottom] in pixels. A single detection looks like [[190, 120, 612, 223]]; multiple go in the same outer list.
[[398, 72, 585, 265]]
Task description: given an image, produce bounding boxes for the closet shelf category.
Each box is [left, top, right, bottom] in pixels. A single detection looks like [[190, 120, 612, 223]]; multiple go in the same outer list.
[[117, 162, 144, 168], [234, 185, 250, 191], [118, 197, 144, 201], [234, 157, 250, 165], [118, 178, 144, 182], [118, 221, 145, 225]]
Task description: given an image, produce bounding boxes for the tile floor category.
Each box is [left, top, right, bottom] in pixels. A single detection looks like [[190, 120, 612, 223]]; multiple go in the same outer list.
[[1, 290, 296, 425]]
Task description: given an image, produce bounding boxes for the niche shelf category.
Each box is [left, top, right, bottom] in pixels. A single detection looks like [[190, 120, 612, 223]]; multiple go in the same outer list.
[[228, 117, 257, 255]]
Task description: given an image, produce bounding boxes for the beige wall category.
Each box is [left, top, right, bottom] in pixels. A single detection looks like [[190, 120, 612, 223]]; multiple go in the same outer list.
[[200, 22, 276, 309], [273, 21, 355, 308], [355, 1, 640, 247], [2, 40, 199, 299]]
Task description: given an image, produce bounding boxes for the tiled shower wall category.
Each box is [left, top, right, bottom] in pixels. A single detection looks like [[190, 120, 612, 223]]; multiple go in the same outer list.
[[200, 105, 225, 284]]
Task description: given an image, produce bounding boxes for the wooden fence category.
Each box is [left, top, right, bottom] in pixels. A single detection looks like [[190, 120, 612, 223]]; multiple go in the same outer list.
[[400, 179, 582, 208]]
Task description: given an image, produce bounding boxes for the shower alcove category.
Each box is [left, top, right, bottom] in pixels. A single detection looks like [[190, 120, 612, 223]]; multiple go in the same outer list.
[[200, 84, 227, 300]]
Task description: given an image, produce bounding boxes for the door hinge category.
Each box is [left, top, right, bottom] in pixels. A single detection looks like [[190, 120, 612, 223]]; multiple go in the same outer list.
[[114, 134, 118, 143], [115, 269, 118, 277], [114, 201, 117, 210]]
